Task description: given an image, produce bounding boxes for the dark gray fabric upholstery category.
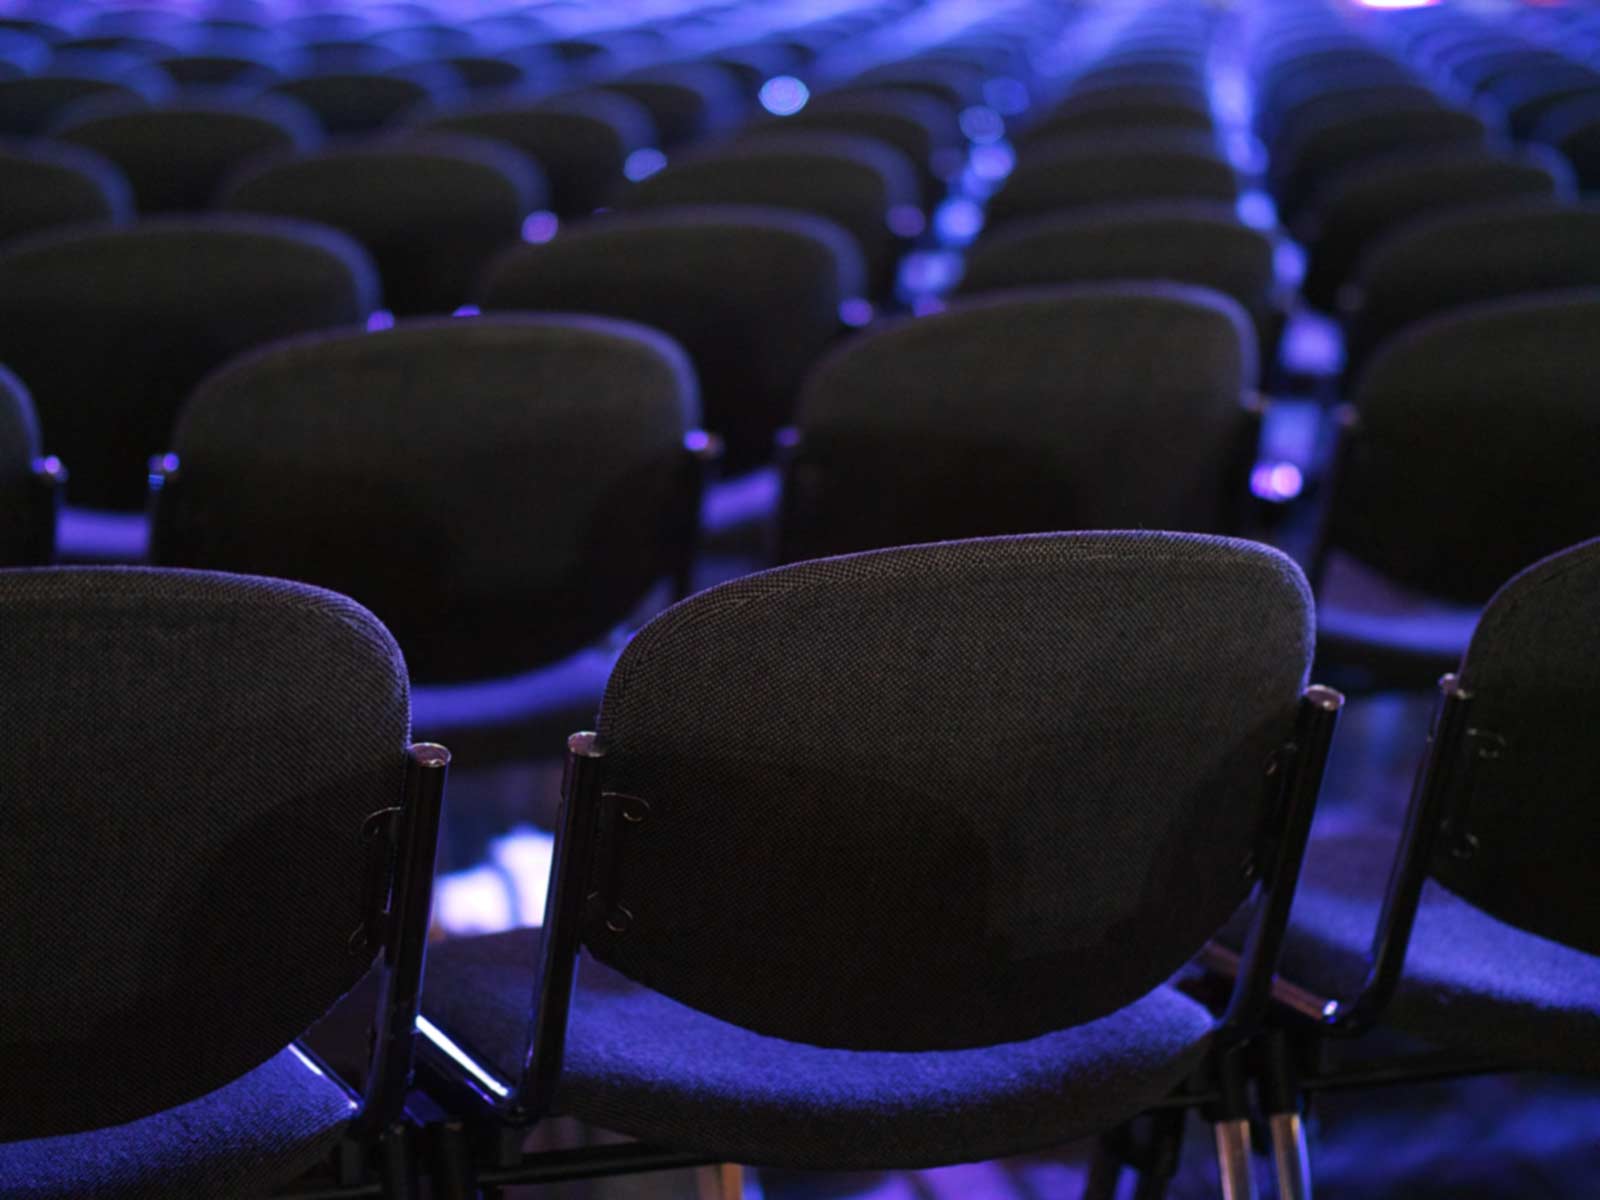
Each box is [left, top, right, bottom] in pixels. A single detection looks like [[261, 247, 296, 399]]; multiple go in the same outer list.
[[616, 131, 918, 297], [53, 96, 320, 212], [411, 91, 656, 217], [587, 532, 1313, 1049], [0, 364, 45, 565], [219, 133, 544, 315], [266, 70, 448, 136], [1329, 292, 1600, 604], [600, 64, 745, 148], [1344, 201, 1600, 379], [0, 75, 158, 137], [0, 137, 131, 243], [1433, 539, 1600, 955], [155, 53, 285, 91], [0, 1046, 356, 1199], [1271, 105, 1490, 226], [154, 315, 698, 686], [423, 926, 1217, 1169], [1263, 82, 1443, 156], [987, 132, 1238, 231], [958, 202, 1274, 333], [1019, 89, 1215, 144], [783, 284, 1256, 561], [1300, 146, 1571, 311], [0, 567, 409, 1140], [0, 216, 378, 510], [1536, 96, 1600, 191], [1276, 825, 1600, 1074], [479, 206, 863, 470]]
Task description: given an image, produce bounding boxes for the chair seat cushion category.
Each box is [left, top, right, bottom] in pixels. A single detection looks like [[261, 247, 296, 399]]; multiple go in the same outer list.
[[1277, 822, 1600, 1073], [0, 1045, 356, 1199], [421, 926, 1217, 1169]]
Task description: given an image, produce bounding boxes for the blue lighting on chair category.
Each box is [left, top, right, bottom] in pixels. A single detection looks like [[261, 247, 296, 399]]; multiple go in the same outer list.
[[416, 1015, 513, 1100], [521, 211, 559, 243], [982, 77, 1029, 116], [1250, 461, 1304, 502], [452, 305, 480, 318], [1236, 191, 1277, 230], [887, 204, 926, 238], [623, 148, 667, 182], [838, 298, 874, 327], [969, 143, 1016, 184], [934, 198, 983, 245], [759, 74, 809, 116], [959, 105, 1005, 145], [365, 310, 395, 333]]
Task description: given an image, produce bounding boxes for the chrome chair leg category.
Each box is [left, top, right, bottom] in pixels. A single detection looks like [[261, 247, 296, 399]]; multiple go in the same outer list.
[[1213, 1118, 1258, 1200], [1269, 1112, 1312, 1200], [1260, 1029, 1313, 1200]]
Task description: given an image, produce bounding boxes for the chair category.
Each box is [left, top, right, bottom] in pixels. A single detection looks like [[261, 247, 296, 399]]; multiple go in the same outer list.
[[411, 91, 657, 219], [1224, 536, 1600, 1198], [1298, 145, 1572, 312], [1270, 105, 1489, 227], [0, 72, 166, 136], [478, 207, 865, 474], [0, 215, 378, 512], [599, 64, 746, 149], [149, 314, 704, 767], [0, 365, 61, 565], [219, 133, 544, 315], [986, 132, 1238, 232], [956, 202, 1281, 366], [1532, 94, 1600, 191], [267, 69, 457, 136], [52, 96, 321, 212], [780, 284, 1262, 563], [0, 138, 131, 243], [415, 530, 1340, 1200], [1312, 291, 1600, 691], [154, 51, 286, 91], [0, 566, 447, 1197], [1341, 200, 1600, 381], [1018, 86, 1216, 145], [616, 132, 919, 299]]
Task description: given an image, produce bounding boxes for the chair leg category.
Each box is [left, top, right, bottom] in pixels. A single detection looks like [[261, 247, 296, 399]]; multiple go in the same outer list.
[[377, 1124, 419, 1200], [1260, 1030, 1313, 1200], [696, 1163, 744, 1200], [429, 1119, 477, 1200], [1131, 1109, 1184, 1200], [1081, 1127, 1128, 1200], [1207, 1047, 1258, 1200]]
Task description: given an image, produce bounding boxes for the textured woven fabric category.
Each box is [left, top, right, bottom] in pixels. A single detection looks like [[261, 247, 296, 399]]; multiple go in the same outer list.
[[1019, 90, 1216, 144], [0, 1046, 356, 1199], [600, 64, 745, 148], [1271, 105, 1489, 225], [958, 202, 1274, 332], [412, 91, 656, 217], [479, 206, 863, 471], [0, 138, 131, 242], [1430, 539, 1600, 954], [783, 284, 1256, 561], [988, 132, 1238, 231], [0, 215, 377, 510], [586, 532, 1313, 1050], [1329, 292, 1600, 604], [1344, 200, 1600, 379], [219, 133, 544, 315], [0, 75, 156, 136], [1261, 82, 1442, 155], [54, 96, 320, 212], [265, 71, 445, 135], [154, 315, 697, 686], [1300, 147, 1571, 311], [0, 567, 409, 1140], [0, 365, 44, 566], [616, 131, 918, 297], [423, 927, 1216, 1169], [1275, 826, 1600, 1074]]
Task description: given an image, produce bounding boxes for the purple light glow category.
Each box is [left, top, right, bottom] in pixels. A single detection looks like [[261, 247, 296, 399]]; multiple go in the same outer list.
[[366, 310, 395, 333], [452, 305, 480, 317], [887, 204, 926, 238], [1236, 191, 1277, 230], [969, 143, 1016, 183], [758, 74, 809, 116], [521, 210, 559, 243], [934, 197, 983, 244], [684, 429, 712, 453], [623, 148, 667, 182], [838, 298, 875, 327], [982, 78, 1029, 116], [1250, 461, 1304, 502], [912, 296, 947, 317], [959, 105, 1005, 144]]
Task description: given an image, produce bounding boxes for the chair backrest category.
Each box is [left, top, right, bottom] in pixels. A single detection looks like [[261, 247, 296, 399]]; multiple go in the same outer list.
[[0, 137, 132, 242], [219, 133, 543, 315], [0, 215, 378, 510], [1328, 291, 1600, 604], [1345, 200, 1600, 379], [1301, 146, 1572, 310], [1019, 91, 1216, 144], [412, 91, 657, 218], [0, 72, 163, 136], [155, 51, 286, 91], [0, 566, 409, 1139], [958, 202, 1275, 331], [1434, 538, 1600, 954], [267, 69, 452, 135], [479, 206, 863, 472], [0, 364, 49, 565], [1537, 96, 1600, 191], [600, 63, 746, 148], [616, 131, 919, 297], [583, 531, 1315, 1049], [782, 283, 1257, 561], [152, 315, 698, 685], [53, 96, 321, 212], [987, 132, 1238, 232]]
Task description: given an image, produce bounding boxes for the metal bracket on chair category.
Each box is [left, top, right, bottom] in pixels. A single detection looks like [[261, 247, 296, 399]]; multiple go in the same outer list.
[[350, 806, 403, 954], [585, 791, 650, 935], [1437, 726, 1506, 862]]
